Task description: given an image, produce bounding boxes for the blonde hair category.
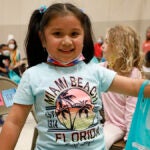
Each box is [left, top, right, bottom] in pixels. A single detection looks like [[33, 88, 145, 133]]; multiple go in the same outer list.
[[107, 25, 142, 76]]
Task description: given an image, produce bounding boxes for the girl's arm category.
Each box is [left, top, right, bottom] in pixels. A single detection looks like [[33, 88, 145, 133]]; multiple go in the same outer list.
[[0, 103, 32, 150], [109, 75, 149, 97]]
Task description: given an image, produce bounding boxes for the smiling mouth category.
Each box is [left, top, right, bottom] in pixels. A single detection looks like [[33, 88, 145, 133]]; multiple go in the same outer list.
[[59, 49, 74, 53]]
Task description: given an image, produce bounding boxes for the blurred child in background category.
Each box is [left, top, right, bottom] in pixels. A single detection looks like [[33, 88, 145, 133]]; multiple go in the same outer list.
[[100, 25, 142, 149]]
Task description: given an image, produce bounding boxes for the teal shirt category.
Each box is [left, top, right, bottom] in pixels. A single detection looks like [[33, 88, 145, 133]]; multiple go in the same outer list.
[[14, 61, 116, 150]]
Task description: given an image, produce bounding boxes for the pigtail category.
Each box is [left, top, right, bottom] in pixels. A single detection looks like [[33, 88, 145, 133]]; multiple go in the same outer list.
[[25, 9, 48, 68], [82, 13, 94, 63]]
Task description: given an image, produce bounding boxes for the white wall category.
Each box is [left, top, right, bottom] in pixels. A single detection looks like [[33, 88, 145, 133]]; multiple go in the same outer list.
[[0, 0, 150, 58]]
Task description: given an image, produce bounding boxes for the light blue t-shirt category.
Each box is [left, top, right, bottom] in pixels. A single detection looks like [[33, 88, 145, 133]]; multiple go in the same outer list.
[[14, 61, 116, 150]]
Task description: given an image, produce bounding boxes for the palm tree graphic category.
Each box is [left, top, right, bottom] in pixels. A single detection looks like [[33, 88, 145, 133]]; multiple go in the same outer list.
[[56, 89, 93, 130]]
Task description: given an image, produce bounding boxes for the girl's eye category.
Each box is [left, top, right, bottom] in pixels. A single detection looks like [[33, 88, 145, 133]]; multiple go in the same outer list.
[[52, 32, 62, 37], [71, 32, 79, 37], [52, 31, 80, 37]]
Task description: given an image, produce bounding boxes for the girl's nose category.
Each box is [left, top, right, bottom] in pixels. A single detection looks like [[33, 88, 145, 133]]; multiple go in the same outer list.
[[62, 36, 72, 46]]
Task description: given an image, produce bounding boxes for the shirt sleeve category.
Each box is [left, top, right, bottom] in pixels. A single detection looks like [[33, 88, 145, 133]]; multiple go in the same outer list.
[[13, 70, 35, 105], [98, 65, 117, 92]]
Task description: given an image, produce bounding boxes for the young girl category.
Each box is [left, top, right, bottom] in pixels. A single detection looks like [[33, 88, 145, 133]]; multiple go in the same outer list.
[[0, 3, 149, 150], [100, 25, 142, 149]]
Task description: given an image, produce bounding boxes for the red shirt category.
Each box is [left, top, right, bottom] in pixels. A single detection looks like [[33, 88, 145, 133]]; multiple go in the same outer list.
[[142, 41, 150, 54], [94, 43, 102, 58]]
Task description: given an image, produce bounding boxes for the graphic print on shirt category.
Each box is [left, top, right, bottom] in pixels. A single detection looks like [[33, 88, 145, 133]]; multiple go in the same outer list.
[[44, 76, 101, 145], [56, 88, 95, 130]]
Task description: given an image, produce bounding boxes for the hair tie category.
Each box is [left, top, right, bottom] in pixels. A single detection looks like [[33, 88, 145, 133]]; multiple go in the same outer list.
[[39, 5, 47, 14], [80, 8, 84, 12]]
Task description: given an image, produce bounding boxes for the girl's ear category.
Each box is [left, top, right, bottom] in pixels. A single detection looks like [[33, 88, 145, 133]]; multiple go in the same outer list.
[[38, 31, 46, 47]]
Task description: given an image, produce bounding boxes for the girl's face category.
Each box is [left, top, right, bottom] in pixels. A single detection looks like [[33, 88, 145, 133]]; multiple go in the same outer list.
[[41, 15, 84, 63], [102, 34, 113, 60]]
